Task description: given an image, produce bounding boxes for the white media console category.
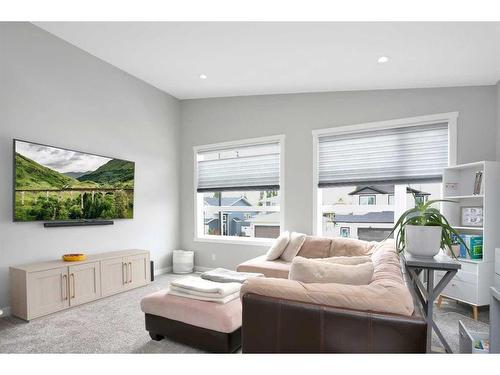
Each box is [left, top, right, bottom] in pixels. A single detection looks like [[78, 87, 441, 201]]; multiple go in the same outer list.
[[10, 249, 150, 321]]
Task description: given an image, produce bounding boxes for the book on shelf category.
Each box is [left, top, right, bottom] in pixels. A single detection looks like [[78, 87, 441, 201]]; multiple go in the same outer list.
[[459, 234, 483, 260], [473, 171, 483, 195]]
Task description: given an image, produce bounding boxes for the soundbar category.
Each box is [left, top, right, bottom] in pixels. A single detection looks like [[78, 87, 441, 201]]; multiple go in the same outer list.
[[44, 220, 114, 228]]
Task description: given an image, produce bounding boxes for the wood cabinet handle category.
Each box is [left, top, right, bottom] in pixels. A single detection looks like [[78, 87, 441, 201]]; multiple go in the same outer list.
[[62, 274, 68, 300], [129, 262, 132, 283], [70, 273, 75, 298], [123, 262, 128, 284]]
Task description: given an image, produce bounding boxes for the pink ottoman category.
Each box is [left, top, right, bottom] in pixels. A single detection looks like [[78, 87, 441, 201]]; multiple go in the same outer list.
[[140, 290, 242, 353]]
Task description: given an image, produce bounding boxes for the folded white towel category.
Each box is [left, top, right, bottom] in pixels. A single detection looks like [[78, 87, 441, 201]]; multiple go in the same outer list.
[[170, 284, 241, 298], [170, 276, 240, 296], [201, 268, 264, 283], [167, 288, 240, 304]]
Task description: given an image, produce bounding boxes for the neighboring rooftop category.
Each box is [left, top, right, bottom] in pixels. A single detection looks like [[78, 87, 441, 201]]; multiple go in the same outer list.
[[333, 211, 394, 223], [348, 185, 430, 196], [204, 196, 251, 206]]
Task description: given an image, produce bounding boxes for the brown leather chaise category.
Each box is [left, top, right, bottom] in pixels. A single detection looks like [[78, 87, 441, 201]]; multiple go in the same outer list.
[[238, 237, 427, 353]]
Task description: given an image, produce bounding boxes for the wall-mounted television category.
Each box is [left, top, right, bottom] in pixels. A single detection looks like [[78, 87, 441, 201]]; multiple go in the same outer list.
[[13, 139, 135, 222]]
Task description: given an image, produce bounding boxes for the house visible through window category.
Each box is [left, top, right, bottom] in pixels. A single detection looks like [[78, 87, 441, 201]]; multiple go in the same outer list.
[[315, 119, 451, 242], [320, 183, 440, 241], [196, 138, 283, 241]]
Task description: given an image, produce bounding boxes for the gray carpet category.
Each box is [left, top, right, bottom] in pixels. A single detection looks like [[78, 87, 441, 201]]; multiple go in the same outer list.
[[0, 273, 490, 353], [432, 297, 489, 353], [0, 273, 202, 353]]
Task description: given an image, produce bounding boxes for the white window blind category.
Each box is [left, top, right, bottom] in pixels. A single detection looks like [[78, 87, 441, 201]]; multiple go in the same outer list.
[[318, 123, 448, 187], [197, 142, 280, 192]]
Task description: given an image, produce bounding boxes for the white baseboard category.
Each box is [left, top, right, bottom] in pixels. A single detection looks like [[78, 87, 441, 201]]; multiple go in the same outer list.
[[0, 306, 11, 318], [154, 266, 172, 276], [154, 265, 213, 276]]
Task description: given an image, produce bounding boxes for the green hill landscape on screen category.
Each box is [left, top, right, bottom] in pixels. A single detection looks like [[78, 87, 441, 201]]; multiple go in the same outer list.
[[15, 152, 135, 221]]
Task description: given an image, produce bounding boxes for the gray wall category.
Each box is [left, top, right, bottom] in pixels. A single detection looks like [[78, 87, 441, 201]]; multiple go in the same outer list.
[[497, 82, 500, 160], [0, 23, 181, 308], [180, 86, 498, 270]]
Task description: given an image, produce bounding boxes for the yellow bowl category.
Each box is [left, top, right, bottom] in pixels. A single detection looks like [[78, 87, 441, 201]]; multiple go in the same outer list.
[[62, 254, 87, 262]]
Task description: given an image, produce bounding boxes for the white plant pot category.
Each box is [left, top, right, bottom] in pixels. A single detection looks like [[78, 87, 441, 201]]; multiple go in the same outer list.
[[405, 225, 442, 259]]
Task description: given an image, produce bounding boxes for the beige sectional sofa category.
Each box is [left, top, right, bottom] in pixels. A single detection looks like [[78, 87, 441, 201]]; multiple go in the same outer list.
[[237, 236, 426, 353], [237, 235, 375, 278], [239, 237, 414, 316]]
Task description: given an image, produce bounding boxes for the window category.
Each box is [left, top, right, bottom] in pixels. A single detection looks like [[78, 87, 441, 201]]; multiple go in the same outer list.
[[340, 227, 350, 238], [222, 213, 228, 235], [388, 194, 395, 205], [359, 195, 376, 205], [202, 190, 280, 238], [414, 195, 427, 206], [314, 113, 457, 240], [195, 136, 284, 242]]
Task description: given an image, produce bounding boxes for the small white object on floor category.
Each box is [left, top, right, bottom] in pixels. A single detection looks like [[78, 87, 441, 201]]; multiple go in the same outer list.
[[173, 250, 195, 274], [201, 268, 264, 283]]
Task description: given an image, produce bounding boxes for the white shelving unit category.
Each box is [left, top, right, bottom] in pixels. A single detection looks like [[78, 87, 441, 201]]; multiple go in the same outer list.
[[437, 161, 500, 318]]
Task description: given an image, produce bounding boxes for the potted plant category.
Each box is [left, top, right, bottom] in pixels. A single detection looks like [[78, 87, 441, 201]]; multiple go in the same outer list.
[[387, 195, 468, 259]]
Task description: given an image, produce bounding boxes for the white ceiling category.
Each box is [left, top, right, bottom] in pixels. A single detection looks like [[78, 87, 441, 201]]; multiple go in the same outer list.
[[35, 22, 500, 100]]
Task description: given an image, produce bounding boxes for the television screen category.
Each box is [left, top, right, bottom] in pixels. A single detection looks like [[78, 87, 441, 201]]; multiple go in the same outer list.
[[14, 139, 135, 222]]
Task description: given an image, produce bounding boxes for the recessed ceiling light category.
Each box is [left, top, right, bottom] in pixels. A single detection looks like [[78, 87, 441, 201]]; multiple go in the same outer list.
[[377, 56, 389, 64], [199, 74, 208, 80]]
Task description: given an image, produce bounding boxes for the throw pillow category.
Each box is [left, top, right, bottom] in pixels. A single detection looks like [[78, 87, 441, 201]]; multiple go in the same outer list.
[[265, 231, 290, 261], [289, 256, 374, 285], [296, 236, 332, 258], [280, 232, 307, 262]]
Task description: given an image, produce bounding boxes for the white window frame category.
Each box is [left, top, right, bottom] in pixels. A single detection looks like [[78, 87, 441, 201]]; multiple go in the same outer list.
[[388, 194, 395, 205], [339, 227, 350, 238], [359, 194, 376, 205], [193, 134, 285, 246], [312, 112, 458, 236]]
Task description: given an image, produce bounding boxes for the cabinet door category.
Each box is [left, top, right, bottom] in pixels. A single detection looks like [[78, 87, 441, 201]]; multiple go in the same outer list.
[[101, 257, 126, 296], [27, 267, 69, 319], [69, 261, 101, 306], [125, 253, 150, 289]]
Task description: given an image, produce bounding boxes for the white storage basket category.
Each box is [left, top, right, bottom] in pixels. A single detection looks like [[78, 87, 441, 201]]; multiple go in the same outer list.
[[173, 250, 194, 274]]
